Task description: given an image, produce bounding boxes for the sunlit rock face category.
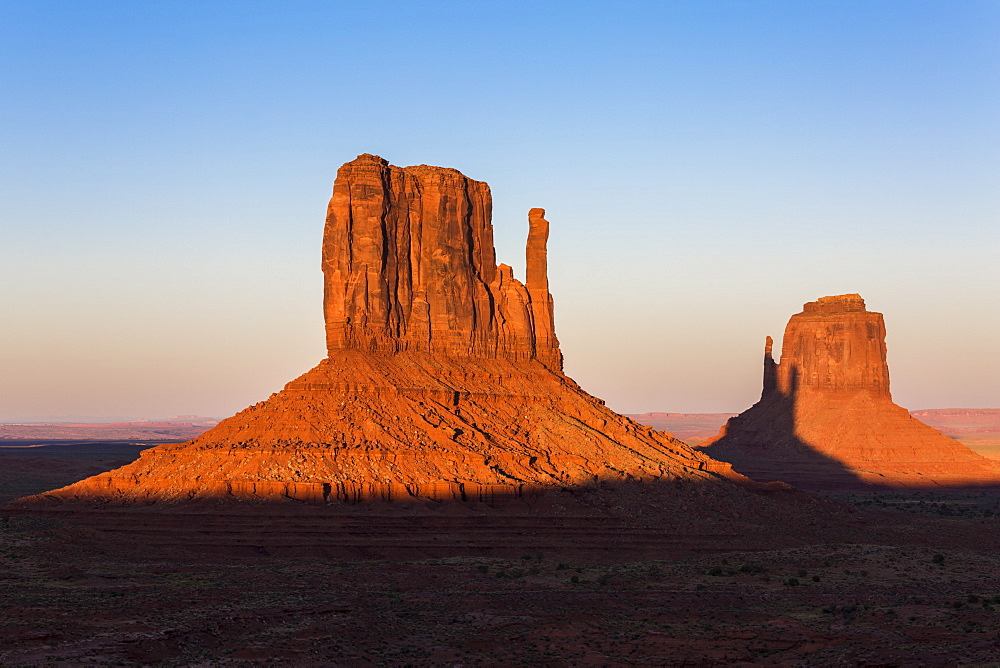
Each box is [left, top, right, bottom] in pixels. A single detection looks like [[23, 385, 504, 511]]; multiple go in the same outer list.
[[771, 294, 889, 397], [322, 155, 561, 370], [701, 294, 1000, 490], [25, 155, 740, 505]]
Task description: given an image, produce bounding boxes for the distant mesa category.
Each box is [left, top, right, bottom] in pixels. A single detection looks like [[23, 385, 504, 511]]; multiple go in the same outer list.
[[699, 294, 1000, 490], [21, 154, 743, 505], [0, 419, 217, 443], [624, 413, 737, 445], [909, 409, 1000, 437]]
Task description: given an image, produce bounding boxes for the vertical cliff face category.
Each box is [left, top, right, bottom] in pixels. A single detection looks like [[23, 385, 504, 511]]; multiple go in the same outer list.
[[774, 294, 889, 397], [525, 207, 561, 370], [322, 154, 560, 370], [700, 294, 1000, 490], [23, 155, 736, 506]]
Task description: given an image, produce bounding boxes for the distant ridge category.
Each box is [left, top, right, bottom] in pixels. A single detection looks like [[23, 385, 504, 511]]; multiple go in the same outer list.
[[0, 419, 218, 443], [624, 413, 737, 443]]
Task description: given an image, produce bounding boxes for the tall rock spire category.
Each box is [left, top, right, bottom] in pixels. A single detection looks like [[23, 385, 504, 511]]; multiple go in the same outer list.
[[525, 208, 561, 370], [762, 336, 777, 397], [701, 294, 1000, 490]]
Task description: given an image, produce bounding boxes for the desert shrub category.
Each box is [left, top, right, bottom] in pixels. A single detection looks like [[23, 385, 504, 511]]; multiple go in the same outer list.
[[708, 567, 724, 576], [798, 569, 807, 577], [477, 565, 488, 574], [556, 563, 568, 570], [570, 575, 579, 584], [812, 575, 821, 582], [968, 594, 980, 603], [739, 563, 763, 575], [932, 554, 945, 564], [784, 577, 800, 587]]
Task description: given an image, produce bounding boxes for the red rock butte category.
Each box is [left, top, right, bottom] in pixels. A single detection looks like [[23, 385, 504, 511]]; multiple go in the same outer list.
[[699, 294, 1000, 490], [26, 154, 740, 505]]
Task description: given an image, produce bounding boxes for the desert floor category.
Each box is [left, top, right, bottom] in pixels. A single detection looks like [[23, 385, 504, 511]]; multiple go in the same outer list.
[[2, 445, 1000, 666]]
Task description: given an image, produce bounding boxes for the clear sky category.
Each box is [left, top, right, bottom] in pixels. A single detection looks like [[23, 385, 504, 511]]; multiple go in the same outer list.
[[2, 0, 998, 421]]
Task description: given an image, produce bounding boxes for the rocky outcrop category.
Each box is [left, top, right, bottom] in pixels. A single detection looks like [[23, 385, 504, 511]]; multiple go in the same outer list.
[[700, 294, 1000, 490], [23, 155, 740, 505], [771, 294, 889, 397], [322, 155, 561, 370]]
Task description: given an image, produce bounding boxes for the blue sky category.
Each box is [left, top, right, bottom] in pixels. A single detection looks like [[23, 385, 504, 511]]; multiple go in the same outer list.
[[2, 0, 998, 420]]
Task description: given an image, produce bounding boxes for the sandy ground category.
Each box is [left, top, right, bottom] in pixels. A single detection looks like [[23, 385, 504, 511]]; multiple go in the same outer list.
[[3, 445, 1000, 665], [2, 513, 1000, 666]]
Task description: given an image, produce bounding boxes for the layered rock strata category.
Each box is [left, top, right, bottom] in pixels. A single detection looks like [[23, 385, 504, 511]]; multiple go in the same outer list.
[[323, 156, 561, 370], [27, 155, 738, 505], [700, 294, 1000, 490]]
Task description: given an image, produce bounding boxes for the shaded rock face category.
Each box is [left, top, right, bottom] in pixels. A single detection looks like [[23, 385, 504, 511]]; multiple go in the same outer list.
[[701, 294, 1000, 490], [26, 155, 739, 505]]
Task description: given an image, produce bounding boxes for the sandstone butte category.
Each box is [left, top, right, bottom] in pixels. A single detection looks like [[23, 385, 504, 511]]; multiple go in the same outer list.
[[699, 294, 1000, 490], [25, 154, 742, 505]]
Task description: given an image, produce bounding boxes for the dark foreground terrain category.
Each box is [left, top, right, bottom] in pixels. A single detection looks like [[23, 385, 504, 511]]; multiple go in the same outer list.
[[0, 441, 164, 504], [3, 445, 1000, 665]]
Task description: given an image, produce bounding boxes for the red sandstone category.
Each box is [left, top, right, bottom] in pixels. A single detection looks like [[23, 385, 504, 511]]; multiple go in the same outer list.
[[22, 155, 741, 505], [699, 294, 1000, 490]]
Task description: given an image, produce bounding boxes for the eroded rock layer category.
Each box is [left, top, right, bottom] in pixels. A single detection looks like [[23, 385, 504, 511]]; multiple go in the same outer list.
[[700, 294, 1000, 490], [37, 352, 734, 503], [323, 154, 561, 370], [27, 155, 738, 505]]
